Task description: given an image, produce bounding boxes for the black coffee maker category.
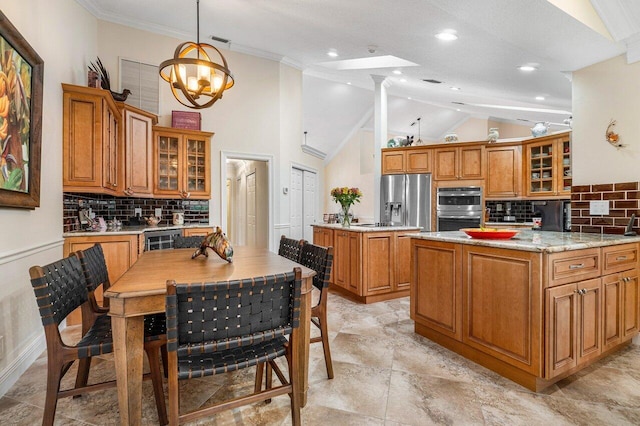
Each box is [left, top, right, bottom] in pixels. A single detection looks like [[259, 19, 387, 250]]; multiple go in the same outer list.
[[533, 200, 571, 231]]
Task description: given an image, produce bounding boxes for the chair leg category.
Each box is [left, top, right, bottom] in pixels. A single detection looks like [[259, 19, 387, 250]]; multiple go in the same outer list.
[[73, 357, 91, 396], [254, 362, 264, 393], [287, 351, 301, 426], [145, 346, 168, 426], [319, 315, 334, 379], [264, 362, 273, 404], [161, 345, 169, 379], [43, 360, 64, 426]]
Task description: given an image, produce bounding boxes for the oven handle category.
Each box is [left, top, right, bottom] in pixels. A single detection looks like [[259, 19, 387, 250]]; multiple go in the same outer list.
[[437, 193, 482, 197], [438, 215, 482, 220]]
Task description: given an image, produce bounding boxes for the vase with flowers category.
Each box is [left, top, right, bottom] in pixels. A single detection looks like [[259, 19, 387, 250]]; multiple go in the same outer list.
[[331, 186, 362, 227]]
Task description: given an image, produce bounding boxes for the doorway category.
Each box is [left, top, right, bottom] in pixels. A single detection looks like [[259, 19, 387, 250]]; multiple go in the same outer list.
[[289, 166, 317, 242], [222, 153, 273, 250]]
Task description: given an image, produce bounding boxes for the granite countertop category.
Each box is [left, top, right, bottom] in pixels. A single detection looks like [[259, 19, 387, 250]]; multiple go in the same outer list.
[[312, 223, 421, 232], [408, 230, 640, 253], [63, 223, 212, 237]]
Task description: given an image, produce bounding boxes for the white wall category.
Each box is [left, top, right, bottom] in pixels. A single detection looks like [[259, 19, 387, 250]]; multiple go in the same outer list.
[[0, 0, 97, 395], [324, 129, 376, 222], [572, 54, 640, 185]]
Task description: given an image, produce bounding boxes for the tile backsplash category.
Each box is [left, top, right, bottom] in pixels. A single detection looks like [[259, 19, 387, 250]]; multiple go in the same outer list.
[[63, 193, 209, 233], [485, 200, 544, 223], [571, 182, 639, 235]]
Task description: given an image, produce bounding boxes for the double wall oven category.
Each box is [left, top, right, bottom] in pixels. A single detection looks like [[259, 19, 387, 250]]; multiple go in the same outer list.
[[436, 187, 482, 231]]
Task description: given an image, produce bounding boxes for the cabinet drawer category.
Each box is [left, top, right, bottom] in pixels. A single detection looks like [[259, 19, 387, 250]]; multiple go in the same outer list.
[[547, 248, 601, 287], [603, 244, 639, 274]]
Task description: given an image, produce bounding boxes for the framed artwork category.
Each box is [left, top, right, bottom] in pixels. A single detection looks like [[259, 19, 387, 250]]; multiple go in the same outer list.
[[0, 11, 43, 209]]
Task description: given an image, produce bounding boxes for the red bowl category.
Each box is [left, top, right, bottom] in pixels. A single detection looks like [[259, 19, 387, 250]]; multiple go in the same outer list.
[[461, 228, 520, 239]]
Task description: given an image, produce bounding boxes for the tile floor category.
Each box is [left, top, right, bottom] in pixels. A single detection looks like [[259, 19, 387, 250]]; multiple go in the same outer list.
[[2, 292, 640, 425]]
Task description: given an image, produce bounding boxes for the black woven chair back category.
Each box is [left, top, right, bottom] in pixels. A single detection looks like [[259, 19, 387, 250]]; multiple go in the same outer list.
[[76, 244, 110, 293], [174, 235, 204, 249], [299, 243, 333, 292], [166, 268, 302, 355], [30, 256, 88, 327], [278, 235, 305, 262]]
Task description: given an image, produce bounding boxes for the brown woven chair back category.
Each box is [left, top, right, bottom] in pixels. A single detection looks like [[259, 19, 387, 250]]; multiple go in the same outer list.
[[278, 235, 305, 262], [173, 235, 204, 249], [299, 243, 333, 292]]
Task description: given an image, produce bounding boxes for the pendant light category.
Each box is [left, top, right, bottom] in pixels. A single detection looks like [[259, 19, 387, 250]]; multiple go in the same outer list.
[[159, 0, 234, 109]]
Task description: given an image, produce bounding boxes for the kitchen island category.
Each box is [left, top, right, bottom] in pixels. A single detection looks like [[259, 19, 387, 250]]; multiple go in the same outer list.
[[312, 223, 420, 303], [410, 230, 640, 391]]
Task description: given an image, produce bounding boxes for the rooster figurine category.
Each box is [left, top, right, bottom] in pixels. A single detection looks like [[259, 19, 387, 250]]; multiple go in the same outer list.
[[88, 57, 131, 101], [191, 226, 234, 263]]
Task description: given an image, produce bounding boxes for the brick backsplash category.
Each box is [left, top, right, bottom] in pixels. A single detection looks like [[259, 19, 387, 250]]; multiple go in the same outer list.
[[571, 182, 639, 235], [63, 193, 210, 233]]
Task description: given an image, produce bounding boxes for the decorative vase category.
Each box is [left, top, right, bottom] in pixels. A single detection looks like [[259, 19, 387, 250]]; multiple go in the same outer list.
[[531, 122, 549, 138], [340, 204, 352, 227]]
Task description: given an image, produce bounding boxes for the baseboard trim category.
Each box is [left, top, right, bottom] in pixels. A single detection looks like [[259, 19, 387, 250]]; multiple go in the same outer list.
[[0, 331, 45, 397]]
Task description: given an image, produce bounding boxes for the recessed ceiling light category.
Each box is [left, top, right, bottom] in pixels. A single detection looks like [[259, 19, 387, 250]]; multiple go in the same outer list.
[[400, 78, 407, 83], [393, 69, 402, 75], [456, 109, 461, 112], [435, 29, 458, 41], [408, 97, 412, 100], [346, 82, 351, 85], [450, 86, 460, 91], [327, 50, 338, 57], [535, 96, 545, 100], [518, 65, 537, 72]]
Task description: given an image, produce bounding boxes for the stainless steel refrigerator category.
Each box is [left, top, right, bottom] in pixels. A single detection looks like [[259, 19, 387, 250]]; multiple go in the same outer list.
[[380, 174, 431, 231]]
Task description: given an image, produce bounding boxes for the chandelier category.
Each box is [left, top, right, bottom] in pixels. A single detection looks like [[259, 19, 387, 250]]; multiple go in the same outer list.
[[159, 0, 234, 109]]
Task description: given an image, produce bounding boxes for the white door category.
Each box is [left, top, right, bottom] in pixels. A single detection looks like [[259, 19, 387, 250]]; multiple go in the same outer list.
[[246, 172, 257, 246], [290, 168, 303, 239], [302, 170, 316, 242]]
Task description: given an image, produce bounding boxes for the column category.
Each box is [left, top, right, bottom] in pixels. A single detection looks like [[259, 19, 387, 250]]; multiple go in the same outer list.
[[371, 75, 389, 223]]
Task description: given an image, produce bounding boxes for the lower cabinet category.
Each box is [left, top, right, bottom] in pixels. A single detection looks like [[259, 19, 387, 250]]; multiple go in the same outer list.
[[63, 234, 143, 325], [313, 227, 412, 303], [412, 238, 640, 391]]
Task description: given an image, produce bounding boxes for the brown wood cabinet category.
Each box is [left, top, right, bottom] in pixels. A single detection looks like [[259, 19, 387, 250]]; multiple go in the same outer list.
[[313, 226, 413, 303], [381, 147, 432, 174], [153, 126, 213, 200], [62, 84, 121, 194], [434, 144, 484, 181], [183, 227, 214, 237], [119, 103, 157, 197], [412, 238, 640, 391], [524, 133, 571, 198], [485, 144, 522, 199], [63, 234, 143, 325]]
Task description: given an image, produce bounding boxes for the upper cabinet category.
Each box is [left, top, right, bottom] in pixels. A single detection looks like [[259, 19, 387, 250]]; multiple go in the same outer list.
[[153, 126, 213, 200], [118, 103, 158, 198], [433, 144, 484, 181], [524, 133, 571, 198], [381, 147, 432, 174], [62, 84, 121, 194], [485, 144, 522, 199]]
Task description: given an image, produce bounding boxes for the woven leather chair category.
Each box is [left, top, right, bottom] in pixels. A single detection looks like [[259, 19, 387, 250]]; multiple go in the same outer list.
[[299, 243, 335, 379], [278, 235, 305, 262], [164, 268, 303, 425], [72, 244, 168, 423], [29, 256, 168, 426], [173, 235, 204, 249]]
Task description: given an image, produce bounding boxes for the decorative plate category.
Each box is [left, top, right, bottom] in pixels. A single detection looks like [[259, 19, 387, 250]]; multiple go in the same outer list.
[[461, 228, 520, 239]]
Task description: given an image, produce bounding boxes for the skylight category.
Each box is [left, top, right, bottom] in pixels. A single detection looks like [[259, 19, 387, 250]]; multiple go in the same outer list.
[[318, 55, 418, 71]]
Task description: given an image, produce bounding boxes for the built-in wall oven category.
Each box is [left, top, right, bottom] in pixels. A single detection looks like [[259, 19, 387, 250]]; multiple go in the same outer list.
[[436, 187, 482, 231]]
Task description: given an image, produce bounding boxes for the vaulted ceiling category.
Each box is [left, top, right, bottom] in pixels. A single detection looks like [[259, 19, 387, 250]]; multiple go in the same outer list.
[[78, 0, 637, 161]]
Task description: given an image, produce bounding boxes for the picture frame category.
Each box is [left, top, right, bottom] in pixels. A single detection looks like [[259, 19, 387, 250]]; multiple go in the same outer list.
[[0, 11, 43, 209]]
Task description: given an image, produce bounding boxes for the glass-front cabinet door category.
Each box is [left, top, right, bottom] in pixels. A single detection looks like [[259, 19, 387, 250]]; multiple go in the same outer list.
[[155, 132, 182, 196], [524, 133, 571, 198], [184, 137, 210, 198]]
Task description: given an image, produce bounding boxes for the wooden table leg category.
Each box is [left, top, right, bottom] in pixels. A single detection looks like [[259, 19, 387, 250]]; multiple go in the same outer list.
[[293, 276, 312, 407], [112, 315, 144, 426]]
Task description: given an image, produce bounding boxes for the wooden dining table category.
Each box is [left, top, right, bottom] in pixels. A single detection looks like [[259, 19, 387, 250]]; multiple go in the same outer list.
[[104, 246, 315, 425]]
